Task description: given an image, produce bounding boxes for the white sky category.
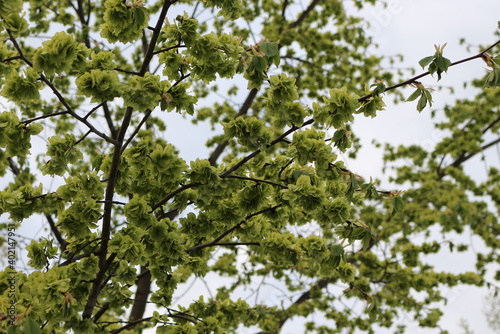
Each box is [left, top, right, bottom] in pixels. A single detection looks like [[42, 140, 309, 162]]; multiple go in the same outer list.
[[345, 1, 500, 333]]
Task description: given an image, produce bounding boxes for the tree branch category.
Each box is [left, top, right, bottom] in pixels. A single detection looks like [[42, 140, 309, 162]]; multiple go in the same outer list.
[[82, 99, 133, 318], [186, 205, 280, 254], [7, 157, 69, 251], [210, 242, 260, 247], [220, 118, 313, 177], [151, 182, 201, 211], [46, 214, 69, 252], [129, 266, 152, 322], [109, 317, 154, 334], [139, 1, 176, 76], [121, 109, 153, 154], [358, 39, 500, 103], [208, 88, 259, 166], [289, 0, 321, 29], [102, 102, 118, 139], [5, 29, 117, 145], [220, 174, 288, 189], [448, 136, 500, 170], [272, 277, 334, 332], [154, 117, 312, 211]]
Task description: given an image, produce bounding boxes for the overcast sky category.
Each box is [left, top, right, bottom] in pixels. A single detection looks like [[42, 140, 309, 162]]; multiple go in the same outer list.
[[346, 1, 500, 333]]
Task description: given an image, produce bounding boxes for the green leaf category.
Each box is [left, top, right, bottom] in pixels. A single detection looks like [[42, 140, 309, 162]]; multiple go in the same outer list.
[[392, 196, 405, 214], [260, 42, 279, 57], [331, 244, 344, 256], [406, 88, 421, 102], [133, 7, 146, 26], [485, 68, 500, 87], [24, 319, 42, 334], [418, 55, 435, 69], [423, 89, 433, 106], [371, 81, 386, 96], [346, 173, 359, 198], [251, 55, 268, 72], [91, 154, 104, 171], [362, 232, 372, 251], [417, 94, 427, 111]]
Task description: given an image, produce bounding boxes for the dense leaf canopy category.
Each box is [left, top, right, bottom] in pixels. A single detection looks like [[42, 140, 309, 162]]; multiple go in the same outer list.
[[0, 0, 499, 333]]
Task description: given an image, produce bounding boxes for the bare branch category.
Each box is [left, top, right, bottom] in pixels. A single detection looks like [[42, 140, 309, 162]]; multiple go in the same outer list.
[[358, 39, 500, 103], [448, 136, 500, 170], [289, 0, 321, 29], [208, 88, 259, 166], [186, 205, 280, 254], [220, 174, 288, 189]]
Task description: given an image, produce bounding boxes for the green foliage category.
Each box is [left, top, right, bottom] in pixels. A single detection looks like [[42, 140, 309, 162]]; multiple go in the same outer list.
[[100, 0, 150, 43], [406, 81, 434, 112], [122, 73, 169, 111], [41, 134, 83, 176], [76, 69, 121, 102], [419, 43, 452, 81], [313, 87, 360, 128], [32, 32, 88, 76], [1, 68, 41, 103], [0, 0, 498, 333]]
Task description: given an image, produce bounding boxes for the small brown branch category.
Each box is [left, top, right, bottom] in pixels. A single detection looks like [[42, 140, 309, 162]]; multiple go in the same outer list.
[[220, 118, 313, 177], [93, 302, 111, 322], [21, 111, 69, 124], [220, 174, 288, 189], [152, 44, 185, 55], [113, 67, 140, 76], [73, 0, 91, 48], [482, 114, 500, 134], [2, 55, 23, 62], [186, 205, 280, 254], [275, 277, 334, 330], [8, 158, 68, 251], [210, 242, 261, 247], [154, 118, 312, 212], [46, 214, 69, 252], [58, 252, 95, 267], [358, 39, 500, 103], [109, 317, 154, 334], [6, 29, 116, 144], [281, 0, 289, 20], [129, 266, 152, 322], [448, 136, 500, 170], [281, 55, 313, 65], [139, 1, 175, 76], [208, 88, 259, 166], [74, 130, 92, 146], [83, 102, 104, 120], [59, 237, 101, 267], [40, 75, 118, 144], [95, 200, 127, 205], [151, 182, 201, 211], [102, 102, 118, 139], [7, 157, 21, 175], [289, 0, 321, 29], [121, 109, 153, 154]]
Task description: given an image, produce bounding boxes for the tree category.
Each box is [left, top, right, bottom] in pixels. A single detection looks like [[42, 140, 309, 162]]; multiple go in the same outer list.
[[0, 0, 499, 333]]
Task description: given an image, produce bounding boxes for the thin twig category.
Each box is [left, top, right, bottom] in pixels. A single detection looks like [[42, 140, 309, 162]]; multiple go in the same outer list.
[[186, 205, 280, 254], [220, 174, 288, 189], [358, 39, 500, 103], [289, 0, 321, 29]]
